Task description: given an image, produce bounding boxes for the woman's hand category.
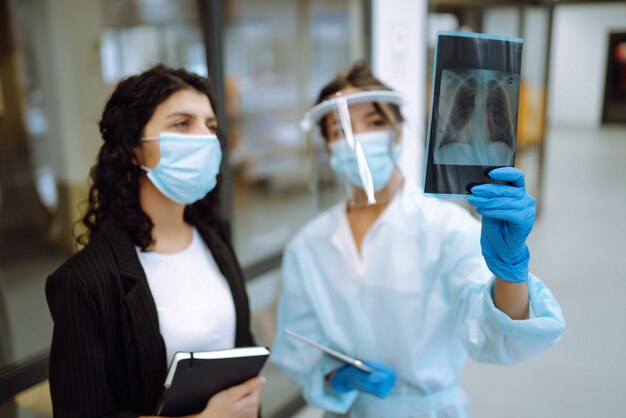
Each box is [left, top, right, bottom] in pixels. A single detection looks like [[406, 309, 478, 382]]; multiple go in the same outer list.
[[468, 167, 536, 283], [329, 360, 396, 399], [141, 376, 266, 418], [196, 376, 266, 418]]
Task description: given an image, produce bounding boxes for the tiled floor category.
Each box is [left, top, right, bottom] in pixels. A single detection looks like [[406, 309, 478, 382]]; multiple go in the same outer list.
[[293, 125, 626, 418]]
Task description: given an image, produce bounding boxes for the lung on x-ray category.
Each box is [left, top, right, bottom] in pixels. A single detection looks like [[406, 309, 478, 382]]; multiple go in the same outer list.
[[424, 32, 523, 197], [434, 69, 519, 166]]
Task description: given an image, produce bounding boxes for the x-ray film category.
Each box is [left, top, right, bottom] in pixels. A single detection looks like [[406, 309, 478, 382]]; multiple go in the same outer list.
[[424, 32, 523, 197]]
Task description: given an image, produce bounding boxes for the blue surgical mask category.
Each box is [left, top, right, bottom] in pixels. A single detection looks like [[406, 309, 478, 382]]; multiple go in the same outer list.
[[140, 132, 222, 204], [329, 130, 399, 192]]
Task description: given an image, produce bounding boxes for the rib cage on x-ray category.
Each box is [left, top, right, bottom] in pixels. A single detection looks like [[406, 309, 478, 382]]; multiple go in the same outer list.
[[432, 68, 519, 167], [439, 72, 514, 148], [486, 79, 514, 146], [424, 32, 523, 196], [440, 78, 478, 147]]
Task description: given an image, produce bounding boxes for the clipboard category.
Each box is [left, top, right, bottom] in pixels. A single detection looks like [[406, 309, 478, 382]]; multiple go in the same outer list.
[[284, 328, 373, 373]]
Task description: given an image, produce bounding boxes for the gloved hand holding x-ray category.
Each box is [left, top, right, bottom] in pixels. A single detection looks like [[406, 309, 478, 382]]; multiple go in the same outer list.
[[424, 32, 524, 196], [468, 167, 536, 283]]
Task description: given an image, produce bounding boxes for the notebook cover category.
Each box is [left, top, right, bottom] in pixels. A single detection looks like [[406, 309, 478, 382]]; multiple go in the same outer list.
[[156, 347, 270, 416]]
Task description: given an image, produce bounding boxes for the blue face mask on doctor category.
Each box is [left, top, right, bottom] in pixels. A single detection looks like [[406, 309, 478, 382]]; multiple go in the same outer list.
[[329, 130, 400, 192], [140, 132, 222, 205]]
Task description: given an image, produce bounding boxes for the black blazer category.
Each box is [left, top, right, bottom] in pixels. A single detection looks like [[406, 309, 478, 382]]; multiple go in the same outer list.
[[45, 214, 254, 418]]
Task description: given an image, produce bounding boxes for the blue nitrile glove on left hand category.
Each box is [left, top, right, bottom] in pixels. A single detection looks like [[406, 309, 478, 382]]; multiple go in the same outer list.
[[468, 167, 536, 283], [330, 360, 396, 399]]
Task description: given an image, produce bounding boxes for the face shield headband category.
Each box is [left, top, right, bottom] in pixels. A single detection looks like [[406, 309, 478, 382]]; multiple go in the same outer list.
[[302, 90, 404, 206]]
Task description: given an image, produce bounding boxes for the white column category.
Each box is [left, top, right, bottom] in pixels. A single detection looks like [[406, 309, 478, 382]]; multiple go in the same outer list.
[[371, 0, 428, 189]]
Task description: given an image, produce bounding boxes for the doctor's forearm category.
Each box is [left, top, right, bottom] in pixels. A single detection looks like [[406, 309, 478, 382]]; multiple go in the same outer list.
[[493, 279, 529, 320]]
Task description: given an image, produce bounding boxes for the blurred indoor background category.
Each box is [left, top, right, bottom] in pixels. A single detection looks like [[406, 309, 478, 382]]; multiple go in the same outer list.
[[0, 0, 624, 417]]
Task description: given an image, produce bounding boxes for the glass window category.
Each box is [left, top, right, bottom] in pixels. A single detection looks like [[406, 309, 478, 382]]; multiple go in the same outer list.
[[101, 0, 206, 84], [225, 0, 366, 266], [0, 0, 69, 379]]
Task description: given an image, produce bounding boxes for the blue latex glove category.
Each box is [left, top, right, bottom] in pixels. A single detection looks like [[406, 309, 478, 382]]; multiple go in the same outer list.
[[329, 360, 396, 399], [467, 167, 536, 283]]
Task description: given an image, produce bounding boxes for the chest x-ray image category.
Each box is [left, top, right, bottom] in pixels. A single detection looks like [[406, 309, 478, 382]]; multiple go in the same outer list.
[[434, 69, 520, 166], [424, 32, 523, 197]]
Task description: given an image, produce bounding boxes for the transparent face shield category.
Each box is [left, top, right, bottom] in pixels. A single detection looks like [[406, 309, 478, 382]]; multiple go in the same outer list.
[[302, 89, 405, 209]]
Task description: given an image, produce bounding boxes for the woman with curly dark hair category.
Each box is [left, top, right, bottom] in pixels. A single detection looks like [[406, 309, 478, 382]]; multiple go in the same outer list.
[[45, 65, 264, 418]]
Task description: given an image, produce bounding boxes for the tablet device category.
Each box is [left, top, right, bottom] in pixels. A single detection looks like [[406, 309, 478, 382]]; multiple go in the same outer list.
[[155, 346, 270, 416], [284, 328, 373, 373], [424, 31, 524, 197]]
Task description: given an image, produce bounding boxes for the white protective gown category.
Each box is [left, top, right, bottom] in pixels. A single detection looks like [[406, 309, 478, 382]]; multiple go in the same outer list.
[[271, 186, 565, 418]]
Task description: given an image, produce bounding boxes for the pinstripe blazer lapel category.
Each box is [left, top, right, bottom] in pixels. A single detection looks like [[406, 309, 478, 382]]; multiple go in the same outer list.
[[99, 217, 167, 410], [97, 214, 252, 409]]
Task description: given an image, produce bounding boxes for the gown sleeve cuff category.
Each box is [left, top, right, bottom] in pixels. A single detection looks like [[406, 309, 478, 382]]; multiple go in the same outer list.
[[303, 356, 359, 413], [483, 274, 566, 343]]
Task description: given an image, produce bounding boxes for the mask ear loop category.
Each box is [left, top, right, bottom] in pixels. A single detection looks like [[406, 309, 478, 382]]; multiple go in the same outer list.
[[337, 97, 376, 205], [138, 136, 160, 172]]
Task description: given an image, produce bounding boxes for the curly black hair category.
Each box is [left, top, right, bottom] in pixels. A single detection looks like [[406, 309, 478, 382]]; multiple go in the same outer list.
[[78, 65, 225, 250]]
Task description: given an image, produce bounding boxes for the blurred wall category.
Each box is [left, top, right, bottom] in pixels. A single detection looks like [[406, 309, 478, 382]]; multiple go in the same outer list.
[[483, 7, 519, 37], [549, 2, 626, 127]]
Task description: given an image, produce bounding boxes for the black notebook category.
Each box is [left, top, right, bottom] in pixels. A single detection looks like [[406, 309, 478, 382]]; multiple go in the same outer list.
[[154, 346, 270, 417]]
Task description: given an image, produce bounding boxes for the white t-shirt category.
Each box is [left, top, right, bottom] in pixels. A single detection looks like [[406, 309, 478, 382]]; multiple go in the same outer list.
[[136, 228, 236, 365]]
